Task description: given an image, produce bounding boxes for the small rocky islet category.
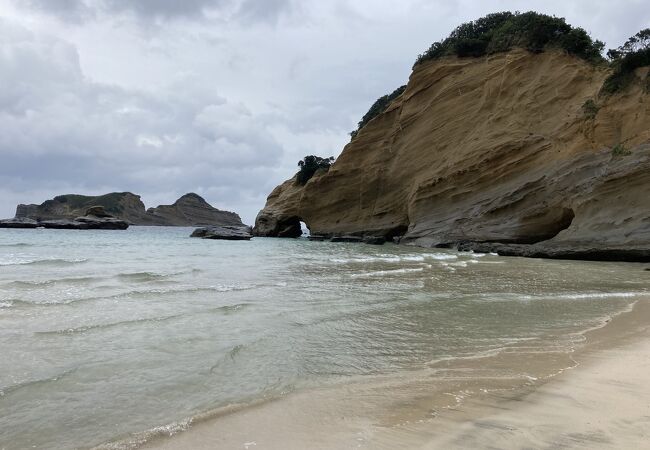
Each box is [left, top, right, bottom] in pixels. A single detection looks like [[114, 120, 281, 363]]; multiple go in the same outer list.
[[0, 192, 247, 234]]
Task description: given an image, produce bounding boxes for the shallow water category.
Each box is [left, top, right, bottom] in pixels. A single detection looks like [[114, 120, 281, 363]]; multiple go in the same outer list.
[[0, 227, 648, 449]]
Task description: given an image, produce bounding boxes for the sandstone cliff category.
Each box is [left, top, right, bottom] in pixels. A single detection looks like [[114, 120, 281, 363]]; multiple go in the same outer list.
[[254, 49, 650, 261], [15, 192, 244, 227]]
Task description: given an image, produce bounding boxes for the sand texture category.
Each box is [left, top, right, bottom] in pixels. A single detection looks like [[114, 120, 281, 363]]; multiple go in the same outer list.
[[141, 300, 650, 450]]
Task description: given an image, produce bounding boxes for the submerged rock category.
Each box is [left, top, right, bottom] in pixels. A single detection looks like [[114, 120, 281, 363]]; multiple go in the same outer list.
[[190, 226, 253, 241]]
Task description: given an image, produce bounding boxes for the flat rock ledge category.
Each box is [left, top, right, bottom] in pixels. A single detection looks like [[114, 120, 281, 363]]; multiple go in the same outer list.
[[190, 226, 253, 241], [0, 207, 129, 230], [457, 242, 650, 263]]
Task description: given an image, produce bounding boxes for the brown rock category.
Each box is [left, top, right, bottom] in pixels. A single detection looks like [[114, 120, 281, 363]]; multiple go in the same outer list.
[[254, 50, 650, 261], [84, 206, 111, 218], [190, 226, 252, 240]]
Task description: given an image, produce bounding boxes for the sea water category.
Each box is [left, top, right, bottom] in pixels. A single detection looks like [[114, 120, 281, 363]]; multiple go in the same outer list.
[[0, 227, 648, 449]]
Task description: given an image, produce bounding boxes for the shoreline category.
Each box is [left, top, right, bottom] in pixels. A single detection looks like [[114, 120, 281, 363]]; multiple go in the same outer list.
[[418, 297, 650, 448], [126, 297, 650, 450]]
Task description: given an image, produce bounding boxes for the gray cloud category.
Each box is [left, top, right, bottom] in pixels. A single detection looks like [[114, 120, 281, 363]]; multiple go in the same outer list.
[[236, 0, 296, 25], [13, 0, 298, 24], [0, 19, 288, 221], [20, 0, 94, 22], [17, 0, 222, 21]]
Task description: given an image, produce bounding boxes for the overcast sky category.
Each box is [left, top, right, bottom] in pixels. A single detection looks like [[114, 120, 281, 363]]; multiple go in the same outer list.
[[0, 0, 648, 223]]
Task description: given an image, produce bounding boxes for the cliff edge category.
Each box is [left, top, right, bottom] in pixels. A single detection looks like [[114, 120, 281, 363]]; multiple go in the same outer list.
[[254, 49, 650, 260]]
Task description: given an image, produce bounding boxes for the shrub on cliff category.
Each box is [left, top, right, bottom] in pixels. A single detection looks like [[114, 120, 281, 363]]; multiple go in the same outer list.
[[350, 85, 407, 138], [582, 99, 599, 120], [413, 11, 605, 67], [296, 155, 335, 185], [602, 29, 650, 94]]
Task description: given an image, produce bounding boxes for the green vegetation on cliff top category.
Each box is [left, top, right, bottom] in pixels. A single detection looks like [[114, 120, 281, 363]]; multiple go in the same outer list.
[[413, 11, 605, 66], [46, 192, 134, 215], [296, 155, 335, 185], [602, 28, 650, 94], [350, 12, 649, 139]]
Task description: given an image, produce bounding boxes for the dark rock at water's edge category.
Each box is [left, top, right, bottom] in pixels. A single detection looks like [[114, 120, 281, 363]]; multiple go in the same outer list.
[[457, 242, 650, 263], [306, 234, 385, 245], [330, 235, 363, 243], [14, 192, 244, 227], [0, 217, 39, 228], [190, 226, 253, 241], [362, 236, 386, 245], [308, 235, 329, 241], [0, 207, 129, 230]]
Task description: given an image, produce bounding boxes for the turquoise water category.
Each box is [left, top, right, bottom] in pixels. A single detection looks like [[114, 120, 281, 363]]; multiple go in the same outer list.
[[0, 227, 648, 449]]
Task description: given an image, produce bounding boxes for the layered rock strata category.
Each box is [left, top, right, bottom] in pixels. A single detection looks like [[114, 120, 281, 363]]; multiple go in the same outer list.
[[254, 50, 650, 261]]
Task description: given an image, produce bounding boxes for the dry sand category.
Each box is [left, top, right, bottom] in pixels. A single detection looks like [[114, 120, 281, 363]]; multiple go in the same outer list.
[[143, 299, 650, 450]]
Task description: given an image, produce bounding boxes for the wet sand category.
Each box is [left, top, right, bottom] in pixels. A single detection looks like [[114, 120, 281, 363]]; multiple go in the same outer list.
[[142, 299, 650, 450], [421, 298, 650, 449]]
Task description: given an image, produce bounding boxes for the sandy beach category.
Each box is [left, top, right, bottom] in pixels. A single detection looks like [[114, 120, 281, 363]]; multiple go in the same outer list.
[[421, 297, 650, 449], [141, 298, 650, 450]]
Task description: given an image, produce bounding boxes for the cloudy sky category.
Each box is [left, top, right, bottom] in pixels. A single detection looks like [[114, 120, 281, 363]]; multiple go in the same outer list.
[[0, 0, 648, 223]]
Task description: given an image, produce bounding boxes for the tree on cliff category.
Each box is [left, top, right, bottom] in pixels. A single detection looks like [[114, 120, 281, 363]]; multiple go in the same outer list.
[[350, 12, 606, 141], [602, 28, 650, 94], [296, 155, 335, 185], [413, 11, 605, 67], [350, 85, 407, 138]]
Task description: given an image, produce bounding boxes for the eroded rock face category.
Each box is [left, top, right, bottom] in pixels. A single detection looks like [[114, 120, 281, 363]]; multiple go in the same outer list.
[[254, 50, 650, 261], [12, 192, 244, 227]]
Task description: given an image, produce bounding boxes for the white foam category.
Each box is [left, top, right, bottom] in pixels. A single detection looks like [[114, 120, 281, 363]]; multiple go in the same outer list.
[[425, 253, 458, 260], [558, 292, 643, 300], [350, 267, 425, 278], [330, 252, 459, 265]]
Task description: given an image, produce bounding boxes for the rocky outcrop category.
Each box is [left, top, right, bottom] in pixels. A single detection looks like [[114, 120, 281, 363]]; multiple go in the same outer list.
[[0, 207, 129, 230], [12, 192, 244, 227], [15, 192, 149, 223], [190, 225, 253, 240], [254, 49, 650, 261]]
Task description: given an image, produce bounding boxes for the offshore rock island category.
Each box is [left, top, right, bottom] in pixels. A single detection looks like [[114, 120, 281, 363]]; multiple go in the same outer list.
[[255, 14, 650, 262], [8, 192, 244, 228]]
